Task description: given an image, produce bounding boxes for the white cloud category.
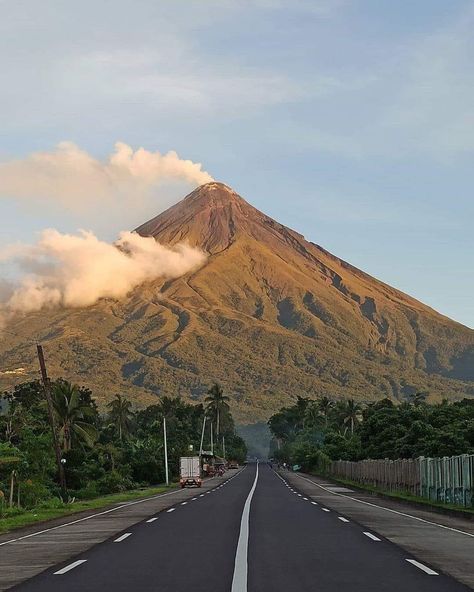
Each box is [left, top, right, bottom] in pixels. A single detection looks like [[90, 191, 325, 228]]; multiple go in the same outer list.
[[0, 141, 213, 210], [0, 229, 206, 318]]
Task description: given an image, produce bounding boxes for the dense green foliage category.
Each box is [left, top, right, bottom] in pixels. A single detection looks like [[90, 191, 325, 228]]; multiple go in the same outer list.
[[0, 380, 246, 516], [269, 396, 474, 473]]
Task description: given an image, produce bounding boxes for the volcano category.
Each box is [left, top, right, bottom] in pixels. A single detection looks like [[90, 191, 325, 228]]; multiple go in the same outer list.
[[1, 182, 473, 421]]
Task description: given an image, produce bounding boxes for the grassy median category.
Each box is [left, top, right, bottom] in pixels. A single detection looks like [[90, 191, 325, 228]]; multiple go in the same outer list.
[[0, 484, 177, 535]]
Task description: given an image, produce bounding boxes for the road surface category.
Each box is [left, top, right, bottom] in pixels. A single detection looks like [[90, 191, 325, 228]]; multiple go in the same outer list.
[[5, 464, 473, 591]]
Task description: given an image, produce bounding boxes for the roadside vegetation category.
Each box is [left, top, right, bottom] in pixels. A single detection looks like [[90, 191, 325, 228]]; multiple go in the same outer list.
[[268, 394, 474, 472], [0, 380, 246, 529]]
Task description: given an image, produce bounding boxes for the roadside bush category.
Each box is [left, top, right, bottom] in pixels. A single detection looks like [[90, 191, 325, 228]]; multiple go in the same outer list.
[[19, 480, 52, 509]]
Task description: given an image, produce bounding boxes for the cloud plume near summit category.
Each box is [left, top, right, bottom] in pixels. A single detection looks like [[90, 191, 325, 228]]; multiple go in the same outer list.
[[0, 141, 214, 213], [0, 229, 206, 324]]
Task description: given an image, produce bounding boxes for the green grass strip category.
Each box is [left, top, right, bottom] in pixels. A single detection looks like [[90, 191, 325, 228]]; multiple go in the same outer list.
[[0, 484, 177, 535]]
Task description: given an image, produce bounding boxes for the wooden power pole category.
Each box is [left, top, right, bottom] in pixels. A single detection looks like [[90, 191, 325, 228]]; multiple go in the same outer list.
[[36, 344, 67, 500]]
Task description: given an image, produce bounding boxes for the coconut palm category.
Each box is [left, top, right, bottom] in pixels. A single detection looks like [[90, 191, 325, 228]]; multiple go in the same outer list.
[[205, 383, 230, 437], [107, 394, 134, 442], [51, 381, 98, 452], [318, 396, 334, 426], [304, 401, 321, 428], [410, 391, 428, 407], [342, 399, 363, 435]]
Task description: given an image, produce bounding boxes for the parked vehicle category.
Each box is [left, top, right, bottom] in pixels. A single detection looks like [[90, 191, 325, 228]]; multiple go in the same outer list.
[[180, 456, 202, 488]]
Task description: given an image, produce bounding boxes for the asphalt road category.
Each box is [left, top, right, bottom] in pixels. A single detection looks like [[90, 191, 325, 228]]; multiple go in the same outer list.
[[9, 464, 472, 591]]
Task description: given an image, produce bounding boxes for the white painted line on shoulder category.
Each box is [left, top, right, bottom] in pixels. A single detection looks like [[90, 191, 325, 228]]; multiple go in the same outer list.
[[322, 508, 330, 512], [311, 501, 318, 505], [363, 532, 381, 541], [114, 533, 132, 543], [192, 497, 197, 500], [166, 508, 176, 513], [181, 502, 188, 505], [295, 473, 474, 538], [54, 560, 87, 575], [303, 497, 308, 501], [297, 493, 302, 497], [199, 494, 205, 497], [338, 517, 349, 523], [406, 559, 438, 575], [0, 485, 188, 548], [146, 517, 158, 523]]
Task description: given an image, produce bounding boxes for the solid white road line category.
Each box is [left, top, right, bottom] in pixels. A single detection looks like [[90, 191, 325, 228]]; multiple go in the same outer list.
[[0, 466, 247, 549], [146, 517, 158, 523], [295, 473, 474, 538], [114, 533, 132, 543], [363, 532, 381, 541], [338, 517, 349, 523], [54, 560, 87, 575], [406, 559, 438, 575], [167, 508, 176, 513], [0, 487, 185, 548], [231, 463, 259, 592]]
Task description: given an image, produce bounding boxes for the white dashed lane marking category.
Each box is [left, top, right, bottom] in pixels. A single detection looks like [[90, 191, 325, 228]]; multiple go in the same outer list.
[[54, 560, 87, 575]]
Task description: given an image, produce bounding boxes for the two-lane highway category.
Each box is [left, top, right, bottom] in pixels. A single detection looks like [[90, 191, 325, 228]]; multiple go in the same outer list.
[[8, 464, 472, 591]]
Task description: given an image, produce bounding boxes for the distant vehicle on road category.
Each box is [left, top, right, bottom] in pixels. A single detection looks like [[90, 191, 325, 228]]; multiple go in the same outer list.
[[228, 461, 239, 469], [180, 456, 202, 488]]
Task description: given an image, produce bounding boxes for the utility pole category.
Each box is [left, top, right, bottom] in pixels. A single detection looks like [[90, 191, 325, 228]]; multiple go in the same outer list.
[[210, 421, 214, 456], [163, 415, 169, 486], [36, 345, 67, 500], [199, 415, 207, 475]]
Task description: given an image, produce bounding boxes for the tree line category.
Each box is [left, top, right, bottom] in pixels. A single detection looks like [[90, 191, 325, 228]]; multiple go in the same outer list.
[[268, 395, 474, 473], [0, 379, 246, 512]]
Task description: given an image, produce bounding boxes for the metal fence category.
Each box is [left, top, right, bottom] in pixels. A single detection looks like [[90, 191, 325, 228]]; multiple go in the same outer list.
[[331, 454, 474, 508]]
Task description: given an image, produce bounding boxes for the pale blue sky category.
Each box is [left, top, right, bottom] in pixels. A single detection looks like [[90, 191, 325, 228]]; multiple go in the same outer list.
[[0, 0, 473, 327]]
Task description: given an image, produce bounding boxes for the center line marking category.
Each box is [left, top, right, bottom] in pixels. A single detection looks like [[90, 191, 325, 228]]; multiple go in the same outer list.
[[146, 517, 158, 523], [114, 533, 132, 543], [406, 559, 438, 575], [363, 532, 381, 541], [54, 560, 87, 575], [231, 464, 259, 592]]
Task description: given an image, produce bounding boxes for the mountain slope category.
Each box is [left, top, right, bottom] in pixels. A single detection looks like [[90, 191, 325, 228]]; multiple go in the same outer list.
[[1, 182, 473, 421]]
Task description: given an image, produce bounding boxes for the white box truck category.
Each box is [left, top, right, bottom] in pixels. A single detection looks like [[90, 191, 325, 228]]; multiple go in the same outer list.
[[180, 456, 202, 488]]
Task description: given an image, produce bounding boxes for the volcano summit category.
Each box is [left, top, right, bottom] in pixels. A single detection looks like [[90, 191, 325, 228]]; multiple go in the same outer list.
[[1, 182, 473, 420]]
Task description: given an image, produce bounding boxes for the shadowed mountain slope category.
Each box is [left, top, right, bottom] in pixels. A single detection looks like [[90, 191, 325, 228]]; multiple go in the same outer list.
[[1, 182, 473, 421]]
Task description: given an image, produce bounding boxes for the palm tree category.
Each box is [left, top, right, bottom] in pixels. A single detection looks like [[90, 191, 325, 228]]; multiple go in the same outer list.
[[410, 391, 428, 407], [107, 394, 134, 442], [342, 399, 363, 435], [318, 396, 334, 426], [304, 401, 321, 428], [205, 383, 230, 437], [51, 381, 98, 452]]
